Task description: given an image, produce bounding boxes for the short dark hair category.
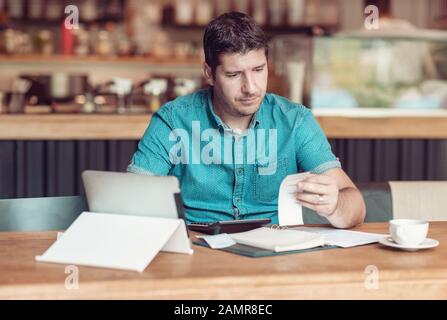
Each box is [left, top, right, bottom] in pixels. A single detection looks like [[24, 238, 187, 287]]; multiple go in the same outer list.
[[203, 12, 268, 77]]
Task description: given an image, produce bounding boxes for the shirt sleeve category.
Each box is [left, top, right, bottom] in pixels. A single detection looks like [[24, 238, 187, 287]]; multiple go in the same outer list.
[[295, 108, 341, 174], [127, 110, 175, 176]]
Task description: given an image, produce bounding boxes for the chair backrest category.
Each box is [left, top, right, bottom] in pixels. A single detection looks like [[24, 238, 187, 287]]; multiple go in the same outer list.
[[389, 181, 447, 221], [0, 196, 87, 232], [303, 183, 393, 224], [0, 182, 398, 232]]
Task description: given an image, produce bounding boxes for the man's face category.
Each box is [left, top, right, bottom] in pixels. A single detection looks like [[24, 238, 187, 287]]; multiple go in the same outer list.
[[205, 49, 268, 118]]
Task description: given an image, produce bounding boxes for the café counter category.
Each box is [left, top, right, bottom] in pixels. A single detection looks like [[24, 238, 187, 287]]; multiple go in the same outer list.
[[1, 109, 447, 140], [1, 109, 447, 199]]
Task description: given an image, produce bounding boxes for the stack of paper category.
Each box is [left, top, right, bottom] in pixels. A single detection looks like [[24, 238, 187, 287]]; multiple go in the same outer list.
[[229, 227, 325, 252]]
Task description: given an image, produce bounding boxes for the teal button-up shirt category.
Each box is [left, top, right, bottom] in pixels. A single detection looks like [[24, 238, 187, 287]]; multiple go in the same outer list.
[[128, 88, 341, 224]]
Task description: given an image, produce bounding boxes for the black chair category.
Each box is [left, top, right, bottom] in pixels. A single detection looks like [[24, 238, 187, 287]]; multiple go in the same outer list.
[[0, 196, 87, 232]]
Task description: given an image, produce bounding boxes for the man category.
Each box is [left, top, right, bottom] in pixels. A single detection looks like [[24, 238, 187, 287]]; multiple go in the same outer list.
[[128, 12, 365, 228]]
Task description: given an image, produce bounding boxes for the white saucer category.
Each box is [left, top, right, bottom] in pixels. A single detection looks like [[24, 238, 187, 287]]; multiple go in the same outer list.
[[379, 237, 439, 251]]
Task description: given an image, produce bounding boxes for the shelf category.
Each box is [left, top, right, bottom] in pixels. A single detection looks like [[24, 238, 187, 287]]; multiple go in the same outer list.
[[0, 54, 202, 66], [163, 22, 339, 36], [1, 112, 447, 140]]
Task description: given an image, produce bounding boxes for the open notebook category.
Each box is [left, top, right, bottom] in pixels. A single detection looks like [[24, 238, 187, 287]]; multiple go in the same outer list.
[[214, 227, 388, 253], [229, 227, 325, 252]]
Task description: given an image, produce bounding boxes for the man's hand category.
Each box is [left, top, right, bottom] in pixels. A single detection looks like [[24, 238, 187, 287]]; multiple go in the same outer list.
[[295, 173, 339, 217]]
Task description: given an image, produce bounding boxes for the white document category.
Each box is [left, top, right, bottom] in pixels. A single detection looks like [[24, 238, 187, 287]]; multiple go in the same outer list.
[[278, 172, 311, 226], [36, 212, 193, 272], [196, 233, 236, 249], [292, 226, 388, 248]]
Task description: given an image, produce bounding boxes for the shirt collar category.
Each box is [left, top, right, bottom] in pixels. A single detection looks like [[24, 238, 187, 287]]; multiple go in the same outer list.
[[206, 87, 263, 132]]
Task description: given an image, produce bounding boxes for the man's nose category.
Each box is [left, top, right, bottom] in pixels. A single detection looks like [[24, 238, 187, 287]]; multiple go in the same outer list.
[[241, 74, 256, 95]]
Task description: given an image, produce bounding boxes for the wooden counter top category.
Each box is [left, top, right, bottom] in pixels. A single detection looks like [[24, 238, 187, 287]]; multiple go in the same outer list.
[[1, 110, 447, 140], [0, 114, 152, 140], [314, 108, 447, 139], [0, 222, 446, 299]]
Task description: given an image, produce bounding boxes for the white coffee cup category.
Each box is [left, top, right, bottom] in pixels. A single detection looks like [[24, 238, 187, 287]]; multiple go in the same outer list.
[[389, 219, 429, 246]]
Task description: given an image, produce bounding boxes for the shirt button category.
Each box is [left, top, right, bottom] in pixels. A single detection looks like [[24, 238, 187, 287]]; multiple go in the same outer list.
[[236, 168, 243, 175], [235, 197, 241, 203]]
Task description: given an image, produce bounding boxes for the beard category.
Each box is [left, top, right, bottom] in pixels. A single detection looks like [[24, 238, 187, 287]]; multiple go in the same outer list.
[[212, 86, 265, 119]]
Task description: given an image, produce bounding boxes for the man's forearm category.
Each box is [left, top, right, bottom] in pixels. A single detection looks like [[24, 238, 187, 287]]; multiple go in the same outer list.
[[326, 187, 366, 229]]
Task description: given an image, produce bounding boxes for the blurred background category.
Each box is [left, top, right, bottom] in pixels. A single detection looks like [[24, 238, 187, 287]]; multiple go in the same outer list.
[[0, 0, 447, 199]]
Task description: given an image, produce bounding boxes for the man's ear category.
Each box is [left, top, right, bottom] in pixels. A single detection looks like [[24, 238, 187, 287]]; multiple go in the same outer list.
[[203, 62, 214, 86]]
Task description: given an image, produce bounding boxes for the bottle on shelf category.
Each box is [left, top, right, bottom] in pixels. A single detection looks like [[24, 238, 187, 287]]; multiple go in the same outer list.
[[214, 0, 230, 17], [36, 29, 54, 55], [287, 0, 306, 27], [95, 29, 114, 56], [6, 0, 24, 19], [28, 0, 44, 20], [252, 0, 267, 26], [233, 0, 250, 14], [45, 0, 63, 21], [195, 0, 213, 26], [61, 21, 74, 55], [175, 0, 195, 25], [268, 0, 286, 27], [80, 0, 98, 22]]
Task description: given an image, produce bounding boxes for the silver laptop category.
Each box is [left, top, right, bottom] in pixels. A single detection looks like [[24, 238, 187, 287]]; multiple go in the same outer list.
[[82, 170, 182, 219]]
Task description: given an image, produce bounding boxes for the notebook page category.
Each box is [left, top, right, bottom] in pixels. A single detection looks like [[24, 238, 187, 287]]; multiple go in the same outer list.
[[292, 227, 388, 248]]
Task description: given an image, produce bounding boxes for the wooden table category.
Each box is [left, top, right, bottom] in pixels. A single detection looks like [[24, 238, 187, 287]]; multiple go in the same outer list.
[[0, 222, 446, 299]]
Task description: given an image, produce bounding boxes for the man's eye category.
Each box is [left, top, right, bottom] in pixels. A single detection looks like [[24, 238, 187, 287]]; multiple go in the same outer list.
[[227, 73, 238, 78], [255, 68, 264, 72]]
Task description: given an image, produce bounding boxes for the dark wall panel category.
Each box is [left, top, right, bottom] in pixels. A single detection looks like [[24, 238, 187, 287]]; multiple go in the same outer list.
[[329, 139, 447, 182], [0, 139, 446, 199], [0, 140, 138, 199], [372, 139, 400, 181], [0, 142, 15, 199]]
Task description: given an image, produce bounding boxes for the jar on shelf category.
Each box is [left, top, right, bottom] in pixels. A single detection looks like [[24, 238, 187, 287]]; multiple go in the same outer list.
[[195, 0, 213, 26], [287, 0, 305, 27], [73, 27, 90, 56], [233, 0, 250, 14], [80, 0, 98, 22], [96, 30, 114, 56], [36, 30, 54, 55], [305, 0, 320, 25], [175, 0, 195, 25], [214, 0, 230, 17], [45, 0, 63, 21], [28, 0, 44, 20], [268, 0, 285, 27], [6, 0, 24, 19]]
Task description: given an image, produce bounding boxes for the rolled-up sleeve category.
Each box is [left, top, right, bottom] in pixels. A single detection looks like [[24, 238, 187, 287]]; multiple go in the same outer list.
[[295, 108, 341, 174], [127, 110, 175, 176]]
